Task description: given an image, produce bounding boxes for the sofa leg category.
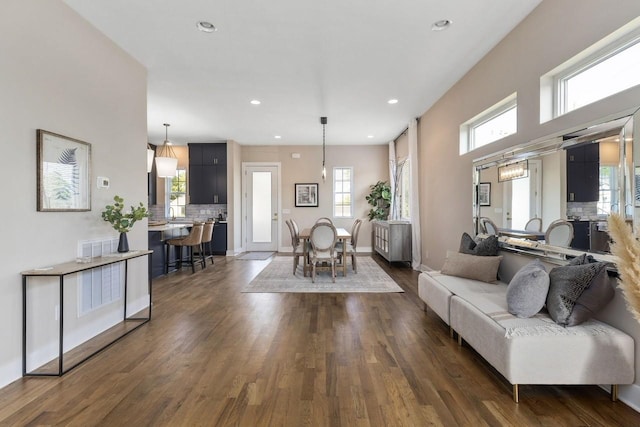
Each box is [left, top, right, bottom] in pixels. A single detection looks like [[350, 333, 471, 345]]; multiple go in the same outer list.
[[611, 384, 619, 402], [457, 334, 462, 346], [513, 384, 519, 403], [449, 327, 454, 339]]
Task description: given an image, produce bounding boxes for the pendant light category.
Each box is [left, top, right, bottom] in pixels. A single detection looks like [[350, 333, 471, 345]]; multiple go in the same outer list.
[[320, 116, 327, 182], [155, 123, 178, 178], [146, 143, 155, 173]]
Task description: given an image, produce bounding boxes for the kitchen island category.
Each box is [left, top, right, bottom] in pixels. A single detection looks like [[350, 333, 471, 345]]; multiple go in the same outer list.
[[148, 223, 190, 278]]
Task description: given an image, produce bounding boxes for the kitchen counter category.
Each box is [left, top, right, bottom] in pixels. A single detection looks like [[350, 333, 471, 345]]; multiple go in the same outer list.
[[148, 223, 193, 232]]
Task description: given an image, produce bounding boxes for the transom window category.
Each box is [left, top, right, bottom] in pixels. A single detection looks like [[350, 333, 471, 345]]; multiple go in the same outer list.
[[333, 167, 353, 218], [558, 36, 640, 115], [460, 93, 517, 154], [166, 168, 187, 218]]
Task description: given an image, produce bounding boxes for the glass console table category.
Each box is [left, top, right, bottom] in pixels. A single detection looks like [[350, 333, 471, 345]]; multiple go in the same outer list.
[[20, 250, 152, 376]]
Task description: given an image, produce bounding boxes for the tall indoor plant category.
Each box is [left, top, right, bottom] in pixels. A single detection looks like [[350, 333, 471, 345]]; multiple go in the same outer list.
[[101, 195, 150, 253], [366, 180, 391, 221]]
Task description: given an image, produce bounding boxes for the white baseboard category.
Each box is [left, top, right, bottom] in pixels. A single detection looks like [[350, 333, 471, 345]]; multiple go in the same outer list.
[[599, 383, 640, 413]]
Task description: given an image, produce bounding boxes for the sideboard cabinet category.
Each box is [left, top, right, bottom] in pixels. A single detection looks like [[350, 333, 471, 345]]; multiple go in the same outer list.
[[372, 220, 412, 263]]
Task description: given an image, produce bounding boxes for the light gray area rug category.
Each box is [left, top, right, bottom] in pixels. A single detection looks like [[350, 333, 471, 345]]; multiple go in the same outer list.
[[242, 256, 404, 293], [236, 252, 275, 260]]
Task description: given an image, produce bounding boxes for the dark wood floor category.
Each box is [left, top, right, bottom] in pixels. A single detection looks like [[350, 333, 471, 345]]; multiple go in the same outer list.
[[2, 254, 639, 426]]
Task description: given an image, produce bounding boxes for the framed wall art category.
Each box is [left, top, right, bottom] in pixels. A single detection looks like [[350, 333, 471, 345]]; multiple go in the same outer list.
[[479, 182, 491, 206], [295, 183, 318, 207], [37, 129, 91, 212]]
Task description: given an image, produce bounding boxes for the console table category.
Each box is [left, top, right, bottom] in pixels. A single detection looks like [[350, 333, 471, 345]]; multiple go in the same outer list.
[[20, 250, 152, 376]]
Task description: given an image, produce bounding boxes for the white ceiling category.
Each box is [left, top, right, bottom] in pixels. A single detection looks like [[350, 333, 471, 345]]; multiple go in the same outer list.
[[63, 0, 541, 146]]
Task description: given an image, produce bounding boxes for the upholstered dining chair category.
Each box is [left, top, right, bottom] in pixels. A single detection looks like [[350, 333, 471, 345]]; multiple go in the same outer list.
[[479, 217, 499, 236], [525, 217, 543, 232], [165, 222, 205, 274], [285, 219, 305, 275], [545, 219, 574, 247], [309, 222, 338, 283], [315, 217, 333, 224], [336, 218, 362, 273]]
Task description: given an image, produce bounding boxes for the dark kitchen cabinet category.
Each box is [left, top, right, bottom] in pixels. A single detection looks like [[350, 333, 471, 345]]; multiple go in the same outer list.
[[212, 222, 227, 255], [566, 143, 599, 202], [188, 143, 227, 204], [569, 220, 590, 251]]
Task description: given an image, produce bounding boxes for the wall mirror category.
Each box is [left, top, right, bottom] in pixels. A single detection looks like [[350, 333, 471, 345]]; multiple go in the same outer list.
[[472, 107, 639, 260]]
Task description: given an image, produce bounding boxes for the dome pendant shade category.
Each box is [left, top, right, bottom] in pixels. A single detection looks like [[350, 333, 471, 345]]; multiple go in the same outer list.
[[155, 123, 178, 178]]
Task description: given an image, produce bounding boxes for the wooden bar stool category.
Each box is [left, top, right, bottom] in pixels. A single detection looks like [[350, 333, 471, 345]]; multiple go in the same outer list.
[[165, 222, 205, 274], [201, 221, 215, 266]]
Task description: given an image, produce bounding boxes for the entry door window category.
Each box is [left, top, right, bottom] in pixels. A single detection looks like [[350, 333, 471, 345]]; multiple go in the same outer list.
[[252, 171, 272, 243]]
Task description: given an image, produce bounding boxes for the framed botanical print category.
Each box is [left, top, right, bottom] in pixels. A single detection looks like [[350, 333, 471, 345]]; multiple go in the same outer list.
[[37, 129, 91, 211]]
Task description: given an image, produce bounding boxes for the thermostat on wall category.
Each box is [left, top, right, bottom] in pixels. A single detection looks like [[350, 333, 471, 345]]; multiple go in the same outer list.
[[97, 176, 110, 189]]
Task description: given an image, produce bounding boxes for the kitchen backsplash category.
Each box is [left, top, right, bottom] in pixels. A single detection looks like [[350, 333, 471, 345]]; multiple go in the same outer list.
[[149, 204, 228, 221], [566, 201, 598, 218]]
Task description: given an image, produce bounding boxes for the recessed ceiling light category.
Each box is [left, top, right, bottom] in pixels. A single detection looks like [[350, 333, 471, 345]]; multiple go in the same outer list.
[[274, 135, 281, 139], [197, 21, 217, 33], [367, 135, 374, 139], [431, 19, 452, 31], [388, 99, 398, 105], [250, 99, 261, 105]]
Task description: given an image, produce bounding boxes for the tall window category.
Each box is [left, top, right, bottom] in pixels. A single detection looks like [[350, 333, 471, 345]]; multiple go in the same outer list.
[[597, 166, 619, 215], [166, 168, 187, 218], [333, 167, 353, 218], [397, 160, 411, 220], [551, 31, 640, 117], [461, 93, 517, 153]]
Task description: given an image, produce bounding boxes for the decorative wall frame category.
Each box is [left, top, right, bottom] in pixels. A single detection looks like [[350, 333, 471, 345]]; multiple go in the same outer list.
[[295, 183, 318, 207], [37, 129, 91, 211], [479, 182, 491, 206]]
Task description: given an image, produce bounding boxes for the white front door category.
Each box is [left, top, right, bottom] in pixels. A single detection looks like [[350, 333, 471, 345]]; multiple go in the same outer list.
[[244, 164, 279, 251]]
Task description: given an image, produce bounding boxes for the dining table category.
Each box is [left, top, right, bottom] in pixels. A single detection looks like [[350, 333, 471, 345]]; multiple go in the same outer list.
[[298, 227, 351, 278], [498, 228, 545, 241]]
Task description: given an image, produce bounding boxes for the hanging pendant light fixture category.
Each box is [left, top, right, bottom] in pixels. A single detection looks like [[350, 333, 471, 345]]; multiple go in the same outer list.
[[155, 123, 178, 178], [146, 143, 155, 173], [320, 116, 327, 181]]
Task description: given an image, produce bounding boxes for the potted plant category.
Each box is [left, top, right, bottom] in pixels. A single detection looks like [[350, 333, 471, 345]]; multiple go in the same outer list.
[[365, 180, 391, 221], [101, 195, 150, 252]]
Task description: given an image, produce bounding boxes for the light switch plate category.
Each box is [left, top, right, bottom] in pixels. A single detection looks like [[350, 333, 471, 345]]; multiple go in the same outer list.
[[97, 176, 110, 188]]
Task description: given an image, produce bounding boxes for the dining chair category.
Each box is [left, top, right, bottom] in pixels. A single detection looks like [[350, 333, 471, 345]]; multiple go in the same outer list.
[[165, 222, 205, 274], [525, 217, 543, 232], [545, 219, 574, 247], [316, 217, 333, 224], [336, 218, 362, 273], [285, 219, 305, 275], [479, 217, 499, 236], [309, 222, 338, 282]]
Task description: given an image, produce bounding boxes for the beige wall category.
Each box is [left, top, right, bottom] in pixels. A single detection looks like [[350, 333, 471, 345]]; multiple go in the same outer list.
[[418, 0, 640, 406], [0, 0, 147, 387], [239, 144, 388, 252]]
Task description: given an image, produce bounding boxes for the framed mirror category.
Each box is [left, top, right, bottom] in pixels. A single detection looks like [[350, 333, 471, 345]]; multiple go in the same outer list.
[[472, 108, 639, 260]]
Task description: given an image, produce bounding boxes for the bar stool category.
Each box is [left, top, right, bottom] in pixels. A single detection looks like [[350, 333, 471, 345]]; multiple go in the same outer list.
[[201, 221, 215, 266], [165, 222, 205, 274]]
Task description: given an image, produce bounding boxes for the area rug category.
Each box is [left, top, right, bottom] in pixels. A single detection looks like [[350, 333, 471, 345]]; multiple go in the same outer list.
[[242, 256, 404, 293], [236, 252, 276, 260]]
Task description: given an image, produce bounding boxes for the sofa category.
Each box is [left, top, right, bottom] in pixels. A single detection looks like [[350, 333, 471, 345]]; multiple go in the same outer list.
[[418, 269, 635, 402]]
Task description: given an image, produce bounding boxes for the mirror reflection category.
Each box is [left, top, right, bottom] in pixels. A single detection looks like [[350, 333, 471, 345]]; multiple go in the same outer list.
[[473, 110, 637, 256]]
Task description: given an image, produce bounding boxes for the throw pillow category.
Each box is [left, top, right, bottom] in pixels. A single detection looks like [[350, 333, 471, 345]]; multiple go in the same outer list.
[[546, 258, 613, 326], [441, 250, 503, 283], [459, 232, 499, 256], [506, 259, 549, 318]]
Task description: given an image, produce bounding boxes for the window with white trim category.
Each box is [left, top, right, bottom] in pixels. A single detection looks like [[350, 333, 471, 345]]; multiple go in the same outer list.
[[555, 33, 640, 116], [333, 167, 353, 218], [397, 159, 411, 220], [460, 94, 517, 154], [166, 168, 187, 218]]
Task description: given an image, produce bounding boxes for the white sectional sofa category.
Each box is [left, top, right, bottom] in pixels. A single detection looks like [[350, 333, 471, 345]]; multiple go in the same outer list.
[[418, 270, 635, 402]]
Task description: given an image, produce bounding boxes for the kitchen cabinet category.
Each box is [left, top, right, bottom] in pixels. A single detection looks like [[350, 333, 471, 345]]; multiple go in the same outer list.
[[372, 220, 411, 263], [212, 222, 227, 255], [566, 143, 599, 202], [569, 220, 590, 251], [188, 143, 227, 204]]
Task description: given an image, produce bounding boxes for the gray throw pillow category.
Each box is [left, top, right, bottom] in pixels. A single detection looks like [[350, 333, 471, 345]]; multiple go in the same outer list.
[[441, 250, 503, 283], [547, 259, 612, 326], [506, 259, 549, 318], [459, 232, 498, 256]]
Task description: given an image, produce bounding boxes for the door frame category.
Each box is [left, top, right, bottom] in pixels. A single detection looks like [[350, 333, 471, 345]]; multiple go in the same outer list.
[[241, 162, 282, 252]]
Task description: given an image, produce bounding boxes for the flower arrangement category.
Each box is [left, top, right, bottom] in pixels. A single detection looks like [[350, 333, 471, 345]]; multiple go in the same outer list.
[[607, 213, 640, 322], [101, 195, 150, 233]]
